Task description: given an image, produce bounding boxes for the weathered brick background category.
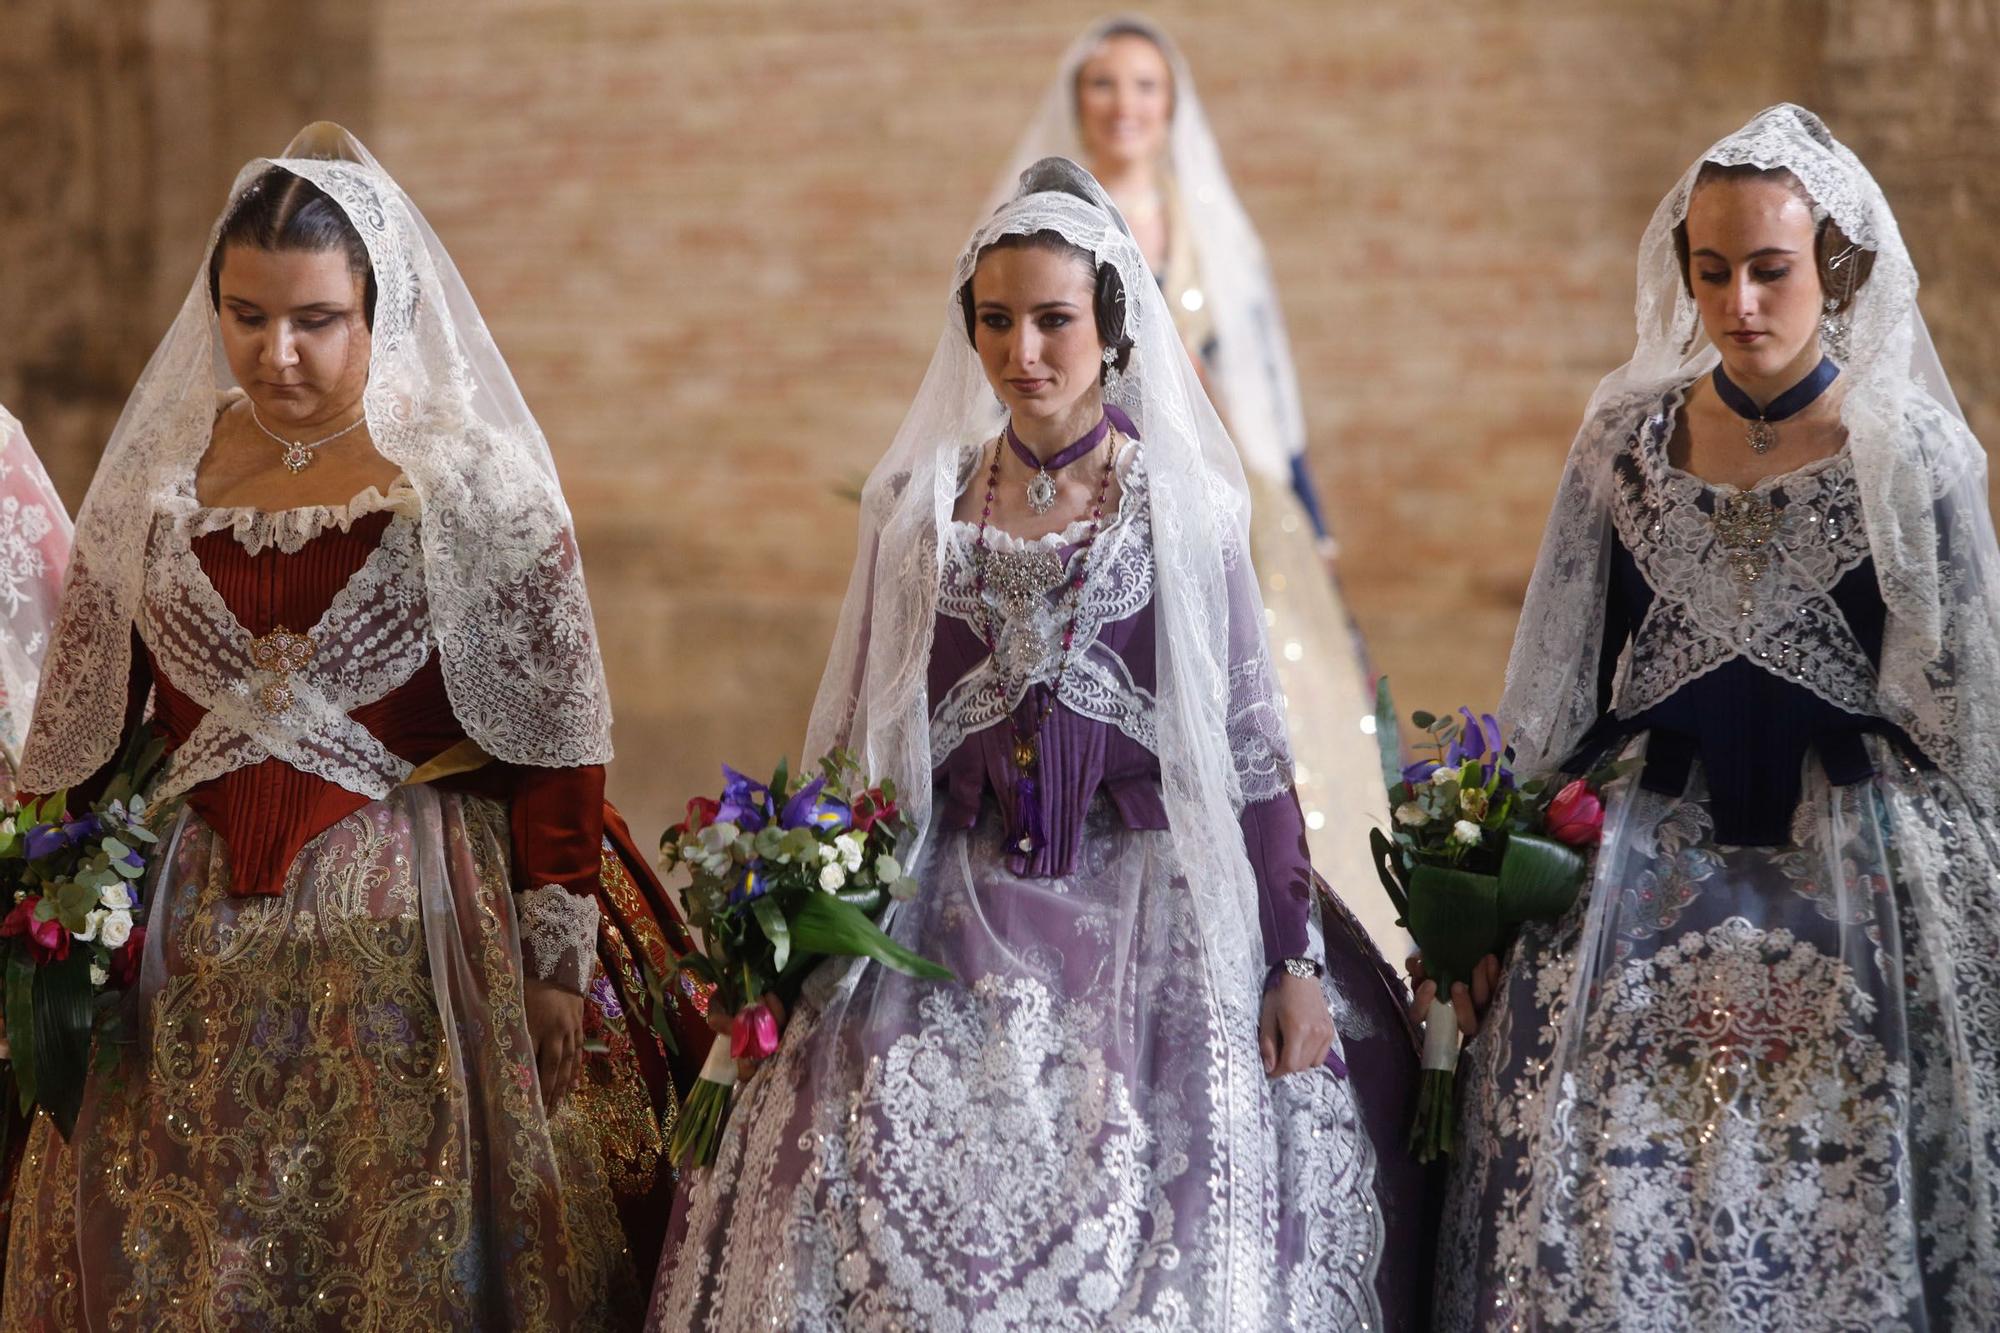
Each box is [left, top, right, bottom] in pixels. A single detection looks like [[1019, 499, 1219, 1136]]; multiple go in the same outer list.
[[4, 1, 1995, 846]]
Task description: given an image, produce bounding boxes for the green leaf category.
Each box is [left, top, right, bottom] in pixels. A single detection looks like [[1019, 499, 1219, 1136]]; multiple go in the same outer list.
[[1373, 677, 1403, 794], [6, 953, 36, 1116], [1409, 709, 1436, 730], [769, 756, 790, 801], [1368, 827, 1410, 921], [834, 886, 887, 916], [34, 952, 93, 1139], [1496, 833, 1588, 924], [749, 896, 791, 973], [1405, 864, 1501, 994], [788, 894, 953, 982]]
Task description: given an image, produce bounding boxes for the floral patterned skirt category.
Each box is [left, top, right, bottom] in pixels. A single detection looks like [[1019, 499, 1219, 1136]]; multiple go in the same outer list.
[[650, 802, 1412, 1332], [1437, 735, 2000, 1332], [0, 788, 663, 1332]]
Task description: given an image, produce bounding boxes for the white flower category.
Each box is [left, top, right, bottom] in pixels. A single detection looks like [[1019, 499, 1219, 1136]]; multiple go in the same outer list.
[[89, 963, 109, 988], [1429, 766, 1461, 786], [1394, 802, 1430, 827], [100, 910, 134, 950], [1450, 820, 1482, 847], [74, 908, 107, 942], [818, 863, 847, 893], [835, 832, 865, 874], [0, 817, 14, 839], [99, 882, 133, 911]]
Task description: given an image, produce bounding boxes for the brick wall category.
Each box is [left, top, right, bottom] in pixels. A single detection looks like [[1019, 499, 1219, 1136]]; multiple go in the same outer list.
[[4, 2, 1993, 841]]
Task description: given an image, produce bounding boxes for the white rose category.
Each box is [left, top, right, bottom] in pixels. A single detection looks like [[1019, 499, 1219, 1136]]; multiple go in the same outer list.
[[836, 833, 865, 873], [100, 910, 134, 950], [74, 908, 107, 942], [99, 882, 133, 911], [1394, 802, 1430, 827], [818, 864, 847, 893], [1430, 766, 1461, 786], [89, 963, 109, 988], [1450, 820, 1482, 846], [819, 843, 839, 863]]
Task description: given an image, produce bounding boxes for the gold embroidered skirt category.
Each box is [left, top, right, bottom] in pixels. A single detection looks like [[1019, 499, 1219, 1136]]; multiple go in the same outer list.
[[1, 787, 636, 1332]]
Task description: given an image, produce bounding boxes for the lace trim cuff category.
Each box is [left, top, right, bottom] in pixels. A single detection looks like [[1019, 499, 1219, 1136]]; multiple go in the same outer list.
[[516, 884, 600, 994]]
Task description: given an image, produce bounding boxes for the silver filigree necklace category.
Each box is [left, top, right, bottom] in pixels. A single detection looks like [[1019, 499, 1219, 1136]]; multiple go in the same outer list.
[[249, 402, 368, 473]]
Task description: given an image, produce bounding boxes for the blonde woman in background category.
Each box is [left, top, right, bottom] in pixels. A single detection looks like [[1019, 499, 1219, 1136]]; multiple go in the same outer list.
[[995, 16, 1405, 967]]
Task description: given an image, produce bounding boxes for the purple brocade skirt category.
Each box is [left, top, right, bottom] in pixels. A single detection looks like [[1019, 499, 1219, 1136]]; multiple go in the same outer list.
[[650, 800, 1427, 1331]]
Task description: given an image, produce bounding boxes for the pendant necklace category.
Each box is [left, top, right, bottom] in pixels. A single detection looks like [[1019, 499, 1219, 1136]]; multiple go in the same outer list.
[[1007, 414, 1111, 515], [249, 403, 368, 474], [1711, 355, 1839, 455], [971, 426, 1121, 857]]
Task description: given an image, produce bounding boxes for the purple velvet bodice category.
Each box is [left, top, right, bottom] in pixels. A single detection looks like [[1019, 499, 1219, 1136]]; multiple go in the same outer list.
[[928, 539, 1315, 971]]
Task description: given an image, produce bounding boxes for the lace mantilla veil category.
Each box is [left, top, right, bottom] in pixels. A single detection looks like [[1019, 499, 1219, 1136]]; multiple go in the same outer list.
[[18, 123, 611, 792], [1503, 104, 2000, 812], [0, 407, 73, 771], [805, 157, 1293, 993], [994, 15, 1311, 487]]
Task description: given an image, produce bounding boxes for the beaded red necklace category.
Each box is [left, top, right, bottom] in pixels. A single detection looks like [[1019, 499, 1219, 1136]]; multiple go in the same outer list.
[[970, 421, 1122, 857]]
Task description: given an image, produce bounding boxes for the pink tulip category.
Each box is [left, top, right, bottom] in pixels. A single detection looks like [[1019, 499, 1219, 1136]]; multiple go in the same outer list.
[[730, 1002, 780, 1061], [1546, 779, 1605, 847]]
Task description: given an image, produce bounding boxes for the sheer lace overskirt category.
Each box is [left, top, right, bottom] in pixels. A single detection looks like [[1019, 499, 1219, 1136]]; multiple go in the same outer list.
[[0, 406, 72, 773], [0, 789, 630, 1332], [653, 806, 1386, 1331], [19, 129, 611, 794], [1436, 736, 2000, 1331]]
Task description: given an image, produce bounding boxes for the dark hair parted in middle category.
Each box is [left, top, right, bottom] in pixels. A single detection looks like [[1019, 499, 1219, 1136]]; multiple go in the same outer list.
[[1671, 161, 1877, 315], [959, 230, 1136, 379], [207, 166, 378, 327]]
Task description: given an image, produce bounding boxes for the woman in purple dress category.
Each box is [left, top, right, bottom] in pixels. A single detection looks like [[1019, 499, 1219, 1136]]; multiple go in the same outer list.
[[649, 159, 1423, 1330]]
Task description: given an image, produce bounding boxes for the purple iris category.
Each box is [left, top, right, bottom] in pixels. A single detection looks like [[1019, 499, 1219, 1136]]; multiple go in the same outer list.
[[780, 778, 852, 834], [23, 814, 100, 861], [1447, 708, 1515, 787], [1401, 759, 1441, 786], [725, 863, 769, 906], [716, 766, 772, 832]]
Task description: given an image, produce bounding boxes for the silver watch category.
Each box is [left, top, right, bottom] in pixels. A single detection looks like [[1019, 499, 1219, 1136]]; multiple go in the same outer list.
[[1280, 956, 1324, 980]]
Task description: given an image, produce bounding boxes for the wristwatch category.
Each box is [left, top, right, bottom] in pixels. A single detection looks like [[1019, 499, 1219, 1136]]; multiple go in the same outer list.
[[1279, 956, 1324, 981]]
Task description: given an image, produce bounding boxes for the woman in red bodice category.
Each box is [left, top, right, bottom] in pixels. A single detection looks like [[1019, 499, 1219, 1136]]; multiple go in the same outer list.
[[0, 125, 708, 1331]]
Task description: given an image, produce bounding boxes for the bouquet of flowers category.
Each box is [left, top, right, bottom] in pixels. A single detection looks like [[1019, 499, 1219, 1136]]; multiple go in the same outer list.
[[1367, 682, 1614, 1161], [658, 751, 952, 1168], [0, 728, 174, 1141]]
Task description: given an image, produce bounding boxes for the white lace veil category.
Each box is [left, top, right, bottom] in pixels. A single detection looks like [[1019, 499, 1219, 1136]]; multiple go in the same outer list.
[[805, 157, 1293, 988], [19, 123, 611, 792], [0, 407, 73, 771], [994, 16, 1311, 485], [1502, 104, 2000, 810]]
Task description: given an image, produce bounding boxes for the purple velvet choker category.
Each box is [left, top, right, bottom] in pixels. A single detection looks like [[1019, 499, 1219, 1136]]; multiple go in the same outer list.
[[1005, 414, 1111, 515]]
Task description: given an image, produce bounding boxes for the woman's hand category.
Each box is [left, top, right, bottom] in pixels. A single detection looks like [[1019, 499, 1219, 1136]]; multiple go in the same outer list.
[[523, 978, 585, 1113], [1260, 974, 1337, 1077], [709, 994, 788, 1083], [1406, 953, 1502, 1039]]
